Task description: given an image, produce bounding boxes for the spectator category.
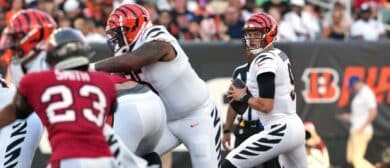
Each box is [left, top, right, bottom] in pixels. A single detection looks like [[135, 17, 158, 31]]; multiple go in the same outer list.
[[37, 0, 58, 17], [184, 20, 207, 42], [58, 15, 72, 28], [200, 16, 217, 41], [85, 0, 109, 27], [74, 18, 106, 43], [142, 1, 159, 24], [170, 0, 197, 40], [223, 5, 245, 39], [63, 0, 83, 26], [101, 0, 113, 26], [305, 121, 330, 168], [350, 3, 386, 41], [268, 6, 296, 42], [212, 21, 230, 41], [5, 0, 24, 22], [353, 0, 387, 12], [261, 0, 289, 15], [229, 0, 251, 20], [338, 76, 377, 168], [171, 0, 196, 25], [281, 0, 320, 41], [113, 0, 134, 9], [322, 0, 351, 40], [194, 0, 212, 17], [157, 10, 180, 38], [176, 13, 192, 40]]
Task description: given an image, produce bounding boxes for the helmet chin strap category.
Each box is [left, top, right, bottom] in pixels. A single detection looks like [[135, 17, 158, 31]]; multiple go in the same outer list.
[[249, 48, 263, 55], [249, 42, 272, 56]]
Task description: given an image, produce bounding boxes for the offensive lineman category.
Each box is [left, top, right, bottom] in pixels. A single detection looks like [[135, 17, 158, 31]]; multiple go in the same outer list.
[[89, 4, 222, 167], [223, 13, 307, 168]]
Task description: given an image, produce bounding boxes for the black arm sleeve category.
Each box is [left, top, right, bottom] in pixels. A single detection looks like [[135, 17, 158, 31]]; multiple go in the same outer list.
[[256, 72, 275, 99], [110, 100, 118, 115]]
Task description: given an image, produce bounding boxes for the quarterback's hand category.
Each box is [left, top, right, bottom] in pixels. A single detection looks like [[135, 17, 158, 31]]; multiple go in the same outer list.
[[222, 133, 231, 151], [227, 84, 247, 103]]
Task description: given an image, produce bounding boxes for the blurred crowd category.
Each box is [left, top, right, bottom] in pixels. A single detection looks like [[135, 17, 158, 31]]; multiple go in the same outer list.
[[0, 0, 389, 44]]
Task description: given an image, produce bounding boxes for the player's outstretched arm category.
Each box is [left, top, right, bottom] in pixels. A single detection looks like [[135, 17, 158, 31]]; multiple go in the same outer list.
[[92, 40, 175, 73], [0, 103, 17, 127], [0, 92, 33, 127]]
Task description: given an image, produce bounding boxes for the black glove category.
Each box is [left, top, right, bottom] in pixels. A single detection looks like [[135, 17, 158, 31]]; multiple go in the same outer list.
[[229, 79, 249, 115]]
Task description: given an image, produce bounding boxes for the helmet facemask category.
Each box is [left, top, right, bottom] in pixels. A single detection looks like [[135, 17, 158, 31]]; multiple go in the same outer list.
[[0, 28, 25, 61], [242, 28, 272, 56], [106, 26, 131, 57]]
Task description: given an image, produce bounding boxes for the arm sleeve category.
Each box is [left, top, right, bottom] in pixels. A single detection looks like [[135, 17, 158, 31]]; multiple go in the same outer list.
[[256, 72, 275, 99]]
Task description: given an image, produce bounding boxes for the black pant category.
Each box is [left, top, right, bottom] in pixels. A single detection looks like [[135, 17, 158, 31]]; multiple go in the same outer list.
[[233, 120, 281, 168]]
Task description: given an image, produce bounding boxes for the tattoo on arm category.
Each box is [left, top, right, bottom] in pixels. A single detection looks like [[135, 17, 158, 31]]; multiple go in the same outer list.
[[95, 40, 173, 73]]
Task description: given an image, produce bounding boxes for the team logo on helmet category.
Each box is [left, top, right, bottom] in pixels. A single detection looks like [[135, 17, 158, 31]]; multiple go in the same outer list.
[[105, 4, 151, 56]]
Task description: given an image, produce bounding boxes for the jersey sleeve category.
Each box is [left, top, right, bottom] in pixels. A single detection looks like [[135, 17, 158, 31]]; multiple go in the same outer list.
[[252, 54, 277, 76], [141, 26, 175, 44]]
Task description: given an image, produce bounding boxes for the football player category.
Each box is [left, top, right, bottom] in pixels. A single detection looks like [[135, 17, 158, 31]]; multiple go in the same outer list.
[[89, 4, 222, 167], [224, 13, 307, 168], [0, 9, 54, 168], [0, 28, 119, 167]]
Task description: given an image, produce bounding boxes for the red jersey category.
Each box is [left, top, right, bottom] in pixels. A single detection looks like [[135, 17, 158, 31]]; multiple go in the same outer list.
[[18, 69, 116, 163]]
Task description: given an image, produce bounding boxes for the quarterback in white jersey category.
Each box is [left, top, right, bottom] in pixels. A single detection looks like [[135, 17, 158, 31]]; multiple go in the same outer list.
[[224, 13, 307, 168], [90, 4, 222, 167]]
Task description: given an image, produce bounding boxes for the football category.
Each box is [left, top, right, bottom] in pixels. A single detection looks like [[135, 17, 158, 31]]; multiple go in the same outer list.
[[229, 79, 249, 114]]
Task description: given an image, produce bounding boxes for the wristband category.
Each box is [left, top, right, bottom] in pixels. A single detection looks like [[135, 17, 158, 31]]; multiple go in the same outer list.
[[223, 129, 231, 134], [240, 94, 251, 103], [88, 63, 96, 72]]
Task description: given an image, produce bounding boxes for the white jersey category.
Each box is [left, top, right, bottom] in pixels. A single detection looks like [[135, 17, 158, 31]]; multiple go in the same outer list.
[[8, 52, 49, 87], [0, 86, 43, 168], [0, 86, 15, 107], [131, 25, 210, 121], [247, 48, 296, 125]]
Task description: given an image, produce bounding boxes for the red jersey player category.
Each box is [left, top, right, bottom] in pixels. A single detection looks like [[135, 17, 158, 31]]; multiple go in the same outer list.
[[0, 28, 118, 168]]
